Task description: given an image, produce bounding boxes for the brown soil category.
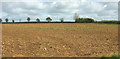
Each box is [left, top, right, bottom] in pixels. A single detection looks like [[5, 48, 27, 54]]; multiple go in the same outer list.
[[2, 23, 119, 57]]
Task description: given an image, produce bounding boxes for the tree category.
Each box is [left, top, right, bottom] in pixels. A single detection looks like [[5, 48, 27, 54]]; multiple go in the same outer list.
[[19, 19, 21, 22], [0, 18, 2, 23], [5, 18, 8, 23], [78, 18, 94, 23], [74, 13, 79, 23], [60, 18, 64, 23], [46, 17, 52, 22], [12, 20, 14, 23], [36, 18, 40, 23], [85, 18, 94, 23], [78, 18, 84, 23], [27, 17, 30, 22]]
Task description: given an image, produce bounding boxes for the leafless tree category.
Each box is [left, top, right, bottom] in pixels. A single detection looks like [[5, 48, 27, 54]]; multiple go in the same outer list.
[[74, 13, 79, 22]]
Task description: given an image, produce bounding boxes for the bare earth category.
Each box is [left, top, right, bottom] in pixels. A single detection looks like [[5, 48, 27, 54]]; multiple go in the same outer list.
[[2, 23, 119, 57]]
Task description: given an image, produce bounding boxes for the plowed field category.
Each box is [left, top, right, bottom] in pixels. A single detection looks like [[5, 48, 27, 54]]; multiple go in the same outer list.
[[2, 23, 119, 57]]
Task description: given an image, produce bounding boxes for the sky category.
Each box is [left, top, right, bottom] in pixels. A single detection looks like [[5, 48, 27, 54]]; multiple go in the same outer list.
[[0, 0, 119, 22]]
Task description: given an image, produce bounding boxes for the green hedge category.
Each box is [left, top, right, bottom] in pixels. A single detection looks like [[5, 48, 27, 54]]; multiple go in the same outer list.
[[101, 55, 120, 59], [76, 18, 120, 24], [96, 20, 120, 24]]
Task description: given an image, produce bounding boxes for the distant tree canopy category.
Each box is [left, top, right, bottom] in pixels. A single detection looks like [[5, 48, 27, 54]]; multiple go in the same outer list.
[[36, 18, 40, 22], [27, 17, 30, 22], [5, 18, 8, 23], [1, 16, 119, 24], [60, 18, 64, 23], [46, 17, 52, 22], [12, 20, 14, 23], [0, 18, 2, 23], [73, 13, 94, 23], [76, 18, 94, 23]]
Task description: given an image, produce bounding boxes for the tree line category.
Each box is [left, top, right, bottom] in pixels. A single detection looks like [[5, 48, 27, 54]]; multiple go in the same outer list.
[[0, 17, 64, 23], [0, 13, 119, 24], [74, 13, 120, 24]]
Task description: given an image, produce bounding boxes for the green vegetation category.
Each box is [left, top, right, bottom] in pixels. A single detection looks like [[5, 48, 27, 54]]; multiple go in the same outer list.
[[60, 18, 64, 23], [101, 55, 120, 59], [5, 18, 8, 23], [0, 18, 2, 23], [46, 17, 52, 22], [12, 20, 14, 23], [96, 20, 120, 24], [36, 18, 40, 23], [76, 18, 94, 23], [2, 13, 119, 24], [90, 23, 119, 25], [27, 17, 30, 22]]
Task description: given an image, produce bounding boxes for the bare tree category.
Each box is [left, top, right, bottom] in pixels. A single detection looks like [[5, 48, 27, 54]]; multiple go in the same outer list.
[[74, 13, 79, 23], [19, 19, 21, 22]]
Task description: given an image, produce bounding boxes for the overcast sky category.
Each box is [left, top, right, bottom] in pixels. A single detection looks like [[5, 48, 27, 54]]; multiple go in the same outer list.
[[0, 0, 118, 22]]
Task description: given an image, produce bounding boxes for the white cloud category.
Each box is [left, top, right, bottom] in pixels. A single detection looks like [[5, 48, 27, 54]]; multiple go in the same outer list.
[[1, 0, 118, 22], [0, 2, 2, 18]]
